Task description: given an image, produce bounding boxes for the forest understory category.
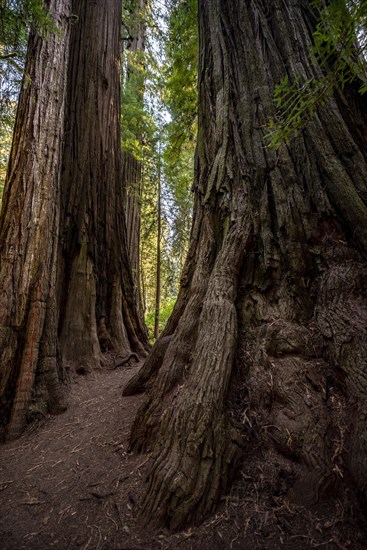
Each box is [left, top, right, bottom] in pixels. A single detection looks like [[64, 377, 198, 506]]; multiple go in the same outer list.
[[0, 358, 366, 550]]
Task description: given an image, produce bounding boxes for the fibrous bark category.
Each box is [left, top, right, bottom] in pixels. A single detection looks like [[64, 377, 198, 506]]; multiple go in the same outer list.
[[0, 0, 71, 440], [58, 0, 149, 367], [125, 0, 367, 530]]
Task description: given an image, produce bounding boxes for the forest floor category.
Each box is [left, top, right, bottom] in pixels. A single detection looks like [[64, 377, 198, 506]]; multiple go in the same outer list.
[[1, 361, 367, 550]]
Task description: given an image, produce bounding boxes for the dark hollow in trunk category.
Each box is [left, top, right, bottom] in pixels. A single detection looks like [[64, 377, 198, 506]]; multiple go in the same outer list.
[[125, 0, 367, 530]]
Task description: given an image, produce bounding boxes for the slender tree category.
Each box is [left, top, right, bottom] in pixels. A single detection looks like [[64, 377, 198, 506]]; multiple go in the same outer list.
[[0, 0, 71, 440], [124, 0, 367, 529], [154, 144, 161, 340], [122, 0, 147, 310]]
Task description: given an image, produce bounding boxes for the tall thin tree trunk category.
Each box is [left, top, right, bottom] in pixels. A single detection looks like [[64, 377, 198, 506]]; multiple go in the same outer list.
[[124, 0, 367, 529], [124, 153, 142, 301], [123, 0, 147, 315], [0, 0, 71, 440], [154, 151, 162, 340]]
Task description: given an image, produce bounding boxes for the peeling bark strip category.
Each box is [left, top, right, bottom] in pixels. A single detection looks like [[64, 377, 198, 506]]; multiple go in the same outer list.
[[58, 0, 149, 366], [0, 0, 71, 441], [127, 0, 367, 530]]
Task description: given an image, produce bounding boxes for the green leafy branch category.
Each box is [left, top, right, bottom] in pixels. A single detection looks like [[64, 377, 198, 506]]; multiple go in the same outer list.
[[267, 0, 367, 147]]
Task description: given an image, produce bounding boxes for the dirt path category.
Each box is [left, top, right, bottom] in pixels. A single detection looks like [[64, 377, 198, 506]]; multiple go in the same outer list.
[[0, 365, 155, 549], [1, 365, 367, 550]]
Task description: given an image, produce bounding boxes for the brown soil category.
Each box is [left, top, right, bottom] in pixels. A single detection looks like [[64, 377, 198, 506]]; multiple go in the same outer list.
[[1, 362, 366, 550]]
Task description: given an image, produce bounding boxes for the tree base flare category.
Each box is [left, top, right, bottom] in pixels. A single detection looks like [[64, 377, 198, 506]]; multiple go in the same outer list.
[[141, 406, 243, 530]]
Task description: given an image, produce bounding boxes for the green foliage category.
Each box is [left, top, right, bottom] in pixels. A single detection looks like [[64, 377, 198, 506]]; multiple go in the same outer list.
[[139, 134, 179, 324], [0, 0, 55, 114], [139, 137, 161, 314], [163, 138, 194, 274], [0, 0, 54, 49], [160, 0, 197, 289], [0, 104, 14, 205], [135, 0, 197, 334], [0, 0, 56, 204], [121, 55, 155, 160], [145, 297, 176, 341], [121, 0, 155, 159], [267, 0, 367, 147], [163, 0, 198, 162]]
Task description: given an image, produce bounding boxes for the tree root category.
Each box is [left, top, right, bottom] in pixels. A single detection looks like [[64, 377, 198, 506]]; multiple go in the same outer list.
[[130, 217, 250, 526], [112, 352, 139, 370]]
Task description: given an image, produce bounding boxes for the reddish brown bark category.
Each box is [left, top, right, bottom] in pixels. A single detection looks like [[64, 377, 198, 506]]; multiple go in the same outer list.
[[58, 0, 149, 368], [0, 0, 71, 440], [123, 0, 147, 313], [0, 0, 149, 440]]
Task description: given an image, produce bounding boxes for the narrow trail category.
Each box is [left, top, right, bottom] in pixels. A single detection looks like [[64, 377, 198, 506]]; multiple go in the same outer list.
[[1, 364, 366, 549], [0, 365, 156, 549]]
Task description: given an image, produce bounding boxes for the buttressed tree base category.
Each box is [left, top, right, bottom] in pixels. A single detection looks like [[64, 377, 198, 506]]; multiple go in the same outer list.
[[124, 0, 367, 530]]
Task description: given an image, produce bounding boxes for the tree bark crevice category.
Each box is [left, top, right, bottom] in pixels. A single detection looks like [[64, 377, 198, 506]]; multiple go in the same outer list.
[[127, 0, 367, 529], [0, 0, 71, 440]]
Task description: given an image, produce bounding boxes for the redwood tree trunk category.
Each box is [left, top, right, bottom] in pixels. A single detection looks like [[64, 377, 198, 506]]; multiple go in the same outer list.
[[58, 0, 149, 367], [125, 0, 367, 529], [0, 0, 71, 440], [123, 151, 142, 303]]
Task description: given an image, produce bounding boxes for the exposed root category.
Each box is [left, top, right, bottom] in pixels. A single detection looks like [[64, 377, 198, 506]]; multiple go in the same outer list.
[[112, 353, 139, 370], [132, 217, 250, 527]]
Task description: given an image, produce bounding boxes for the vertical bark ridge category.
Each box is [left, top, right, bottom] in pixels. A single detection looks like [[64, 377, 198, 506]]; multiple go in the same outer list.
[[141, 202, 251, 529], [124, 152, 142, 308], [127, 0, 367, 528], [123, 0, 147, 316], [0, 0, 71, 440], [126, 206, 219, 444], [59, 0, 149, 368], [122, 198, 210, 396]]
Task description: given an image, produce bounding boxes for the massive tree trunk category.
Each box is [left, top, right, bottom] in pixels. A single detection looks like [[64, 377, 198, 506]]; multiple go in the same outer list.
[[124, 0, 367, 530], [58, 0, 149, 367], [0, 0, 71, 441]]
